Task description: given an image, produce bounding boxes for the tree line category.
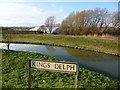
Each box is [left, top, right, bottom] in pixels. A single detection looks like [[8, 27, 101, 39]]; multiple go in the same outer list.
[[59, 8, 119, 36]]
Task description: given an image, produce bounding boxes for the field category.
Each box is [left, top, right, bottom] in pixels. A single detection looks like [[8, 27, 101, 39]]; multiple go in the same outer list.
[[3, 34, 119, 56], [2, 49, 119, 88]]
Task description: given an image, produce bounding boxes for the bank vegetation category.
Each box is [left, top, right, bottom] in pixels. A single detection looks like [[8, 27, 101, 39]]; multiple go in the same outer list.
[[2, 50, 119, 88]]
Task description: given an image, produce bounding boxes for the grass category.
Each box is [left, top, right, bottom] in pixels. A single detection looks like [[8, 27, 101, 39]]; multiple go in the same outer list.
[[4, 34, 119, 56], [2, 49, 119, 88]]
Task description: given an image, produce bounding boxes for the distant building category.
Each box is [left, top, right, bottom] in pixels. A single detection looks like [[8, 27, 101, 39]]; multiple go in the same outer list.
[[51, 27, 59, 34], [29, 26, 40, 31], [44, 27, 59, 34], [29, 26, 59, 34]]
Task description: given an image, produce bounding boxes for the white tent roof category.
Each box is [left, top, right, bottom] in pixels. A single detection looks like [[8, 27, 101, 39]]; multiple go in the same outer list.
[[29, 27, 40, 31]]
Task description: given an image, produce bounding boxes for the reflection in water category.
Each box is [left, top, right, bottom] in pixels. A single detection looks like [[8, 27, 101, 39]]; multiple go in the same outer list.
[[65, 48, 117, 61], [45, 46, 55, 53], [0, 43, 119, 81]]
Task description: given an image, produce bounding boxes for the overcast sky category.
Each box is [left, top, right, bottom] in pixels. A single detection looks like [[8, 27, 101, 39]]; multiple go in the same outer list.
[[0, 0, 119, 27]]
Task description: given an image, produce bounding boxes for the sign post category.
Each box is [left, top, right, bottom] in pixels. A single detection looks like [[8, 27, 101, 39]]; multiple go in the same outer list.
[[28, 59, 78, 89], [28, 60, 31, 89], [74, 72, 78, 90]]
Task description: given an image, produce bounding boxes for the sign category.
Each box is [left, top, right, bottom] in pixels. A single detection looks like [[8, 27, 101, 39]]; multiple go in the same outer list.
[[28, 59, 78, 89], [30, 59, 77, 73]]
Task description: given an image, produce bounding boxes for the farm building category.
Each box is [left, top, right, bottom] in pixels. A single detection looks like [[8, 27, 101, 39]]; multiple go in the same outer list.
[[29, 26, 40, 31], [29, 26, 59, 34]]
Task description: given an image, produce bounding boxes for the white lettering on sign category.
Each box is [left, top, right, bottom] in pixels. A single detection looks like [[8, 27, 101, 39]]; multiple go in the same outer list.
[[30, 60, 77, 73]]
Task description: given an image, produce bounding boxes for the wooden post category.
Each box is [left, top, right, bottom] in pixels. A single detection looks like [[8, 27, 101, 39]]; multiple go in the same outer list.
[[28, 60, 31, 89], [74, 71, 78, 90], [74, 64, 78, 90]]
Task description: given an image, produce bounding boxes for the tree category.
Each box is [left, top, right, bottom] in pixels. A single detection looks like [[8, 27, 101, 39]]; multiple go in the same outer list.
[[2, 28, 13, 50], [45, 16, 55, 34], [111, 11, 119, 27]]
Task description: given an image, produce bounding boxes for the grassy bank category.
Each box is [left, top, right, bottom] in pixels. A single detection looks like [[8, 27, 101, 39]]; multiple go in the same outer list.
[[2, 49, 119, 88], [3, 34, 119, 56]]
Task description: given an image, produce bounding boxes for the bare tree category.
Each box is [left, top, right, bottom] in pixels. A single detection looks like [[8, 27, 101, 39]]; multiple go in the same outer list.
[[45, 16, 55, 34], [2, 29, 13, 50], [111, 11, 119, 27]]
